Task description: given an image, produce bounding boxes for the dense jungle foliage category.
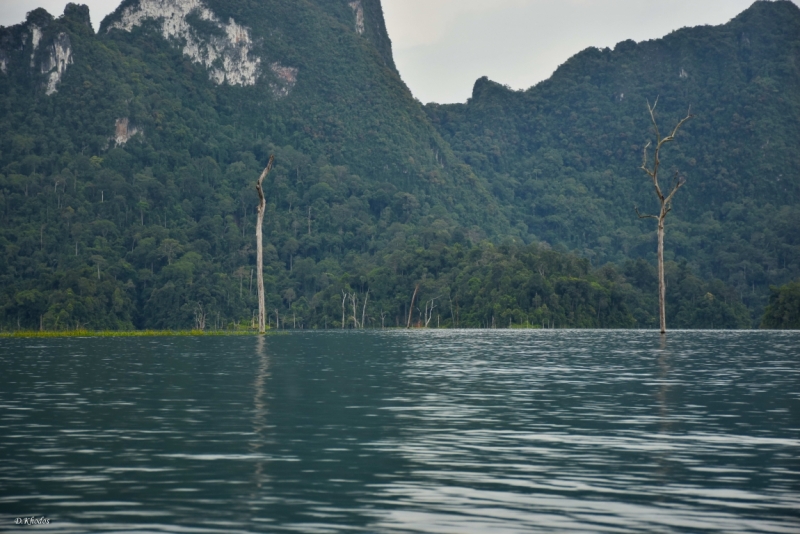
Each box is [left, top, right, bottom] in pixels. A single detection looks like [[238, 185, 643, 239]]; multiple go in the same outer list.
[[760, 279, 800, 329], [426, 0, 800, 322], [0, 0, 793, 330]]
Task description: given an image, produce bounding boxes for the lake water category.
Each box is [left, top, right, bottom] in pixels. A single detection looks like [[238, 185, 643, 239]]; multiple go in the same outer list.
[[1, 330, 798, 533]]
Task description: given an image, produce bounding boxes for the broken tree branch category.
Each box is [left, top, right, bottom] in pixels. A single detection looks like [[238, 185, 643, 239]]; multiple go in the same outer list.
[[634, 205, 659, 220]]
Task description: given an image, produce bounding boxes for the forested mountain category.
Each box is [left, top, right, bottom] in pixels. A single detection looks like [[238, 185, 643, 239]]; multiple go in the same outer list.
[[0, 0, 505, 330], [426, 0, 800, 320], [0, 0, 792, 330]]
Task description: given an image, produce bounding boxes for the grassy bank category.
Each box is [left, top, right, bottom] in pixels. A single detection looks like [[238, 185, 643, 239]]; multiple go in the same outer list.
[[0, 330, 277, 338]]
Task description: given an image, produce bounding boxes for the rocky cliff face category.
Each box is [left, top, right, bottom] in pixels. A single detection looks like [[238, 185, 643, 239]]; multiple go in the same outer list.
[[349, 1, 365, 35], [344, 0, 396, 73], [108, 0, 266, 87], [0, 0, 500, 231], [41, 32, 73, 95], [0, 9, 74, 95], [113, 117, 140, 145]]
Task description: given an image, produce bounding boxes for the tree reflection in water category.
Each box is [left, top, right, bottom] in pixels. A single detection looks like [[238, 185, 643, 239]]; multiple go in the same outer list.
[[656, 334, 675, 485], [251, 335, 271, 490]]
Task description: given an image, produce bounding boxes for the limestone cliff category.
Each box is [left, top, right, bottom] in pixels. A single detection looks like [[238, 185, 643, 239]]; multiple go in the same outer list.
[[1, 0, 503, 236], [0, 7, 77, 95], [357, 0, 397, 73], [107, 0, 264, 87], [42, 32, 73, 95]]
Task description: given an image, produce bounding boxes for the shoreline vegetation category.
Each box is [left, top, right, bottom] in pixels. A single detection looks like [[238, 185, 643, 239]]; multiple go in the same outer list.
[[3, 328, 797, 339], [5, 324, 797, 338], [0, 326, 543, 337], [0, 329, 278, 338]]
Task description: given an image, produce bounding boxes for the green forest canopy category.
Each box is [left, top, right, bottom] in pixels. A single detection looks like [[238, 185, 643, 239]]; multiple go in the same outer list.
[[0, 0, 797, 330]]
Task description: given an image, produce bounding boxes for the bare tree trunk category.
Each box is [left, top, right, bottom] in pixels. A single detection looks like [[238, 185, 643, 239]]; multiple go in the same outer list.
[[424, 298, 438, 327], [636, 99, 692, 335], [407, 284, 419, 328], [194, 304, 207, 330], [657, 217, 667, 334], [361, 289, 369, 329], [341, 290, 347, 329], [350, 292, 359, 328], [255, 156, 275, 334]]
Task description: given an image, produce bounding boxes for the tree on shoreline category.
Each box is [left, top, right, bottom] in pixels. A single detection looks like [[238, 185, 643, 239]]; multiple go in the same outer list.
[[760, 279, 800, 329], [635, 98, 693, 334]]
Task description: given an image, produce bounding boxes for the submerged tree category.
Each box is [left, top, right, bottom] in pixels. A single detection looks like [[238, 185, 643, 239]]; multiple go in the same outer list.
[[635, 99, 693, 334], [256, 155, 275, 334]]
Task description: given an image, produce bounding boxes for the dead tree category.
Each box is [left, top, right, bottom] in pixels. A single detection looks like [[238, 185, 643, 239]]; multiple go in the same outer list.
[[635, 98, 693, 335], [424, 297, 439, 327], [194, 303, 207, 330], [361, 289, 370, 329], [341, 290, 348, 329], [349, 292, 360, 328], [406, 284, 420, 328], [255, 155, 275, 334]]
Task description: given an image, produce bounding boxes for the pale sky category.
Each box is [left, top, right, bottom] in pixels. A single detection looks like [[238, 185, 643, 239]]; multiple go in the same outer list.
[[1, 0, 797, 103]]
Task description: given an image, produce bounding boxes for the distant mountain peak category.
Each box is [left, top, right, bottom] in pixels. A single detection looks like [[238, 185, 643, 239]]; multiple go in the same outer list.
[[0, 6, 76, 94], [63, 3, 92, 29]]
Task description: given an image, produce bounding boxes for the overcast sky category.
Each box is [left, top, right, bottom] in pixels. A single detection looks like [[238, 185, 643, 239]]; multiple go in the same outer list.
[[1, 0, 797, 103]]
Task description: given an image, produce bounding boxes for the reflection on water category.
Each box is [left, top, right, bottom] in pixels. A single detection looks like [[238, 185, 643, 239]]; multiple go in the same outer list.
[[251, 335, 270, 492], [656, 335, 673, 482], [0, 331, 798, 533]]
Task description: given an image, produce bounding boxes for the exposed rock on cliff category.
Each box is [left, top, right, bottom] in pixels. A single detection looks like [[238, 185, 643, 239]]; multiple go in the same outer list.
[[42, 32, 73, 95], [30, 25, 42, 66], [0, 10, 73, 95], [349, 1, 365, 35], [269, 62, 298, 98], [114, 118, 140, 145], [108, 0, 263, 86]]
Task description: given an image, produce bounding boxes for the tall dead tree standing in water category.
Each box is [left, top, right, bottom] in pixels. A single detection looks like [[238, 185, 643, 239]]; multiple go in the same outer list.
[[635, 98, 693, 335], [255, 155, 275, 334]]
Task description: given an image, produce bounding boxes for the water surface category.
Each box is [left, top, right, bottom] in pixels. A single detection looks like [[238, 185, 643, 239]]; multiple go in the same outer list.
[[1, 330, 798, 532]]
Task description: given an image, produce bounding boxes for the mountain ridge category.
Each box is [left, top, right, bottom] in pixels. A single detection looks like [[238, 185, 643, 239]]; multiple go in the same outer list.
[[0, 0, 793, 329], [426, 0, 800, 318]]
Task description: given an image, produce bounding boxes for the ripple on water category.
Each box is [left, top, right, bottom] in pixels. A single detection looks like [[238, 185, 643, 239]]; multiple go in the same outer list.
[[0, 331, 798, 533]]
